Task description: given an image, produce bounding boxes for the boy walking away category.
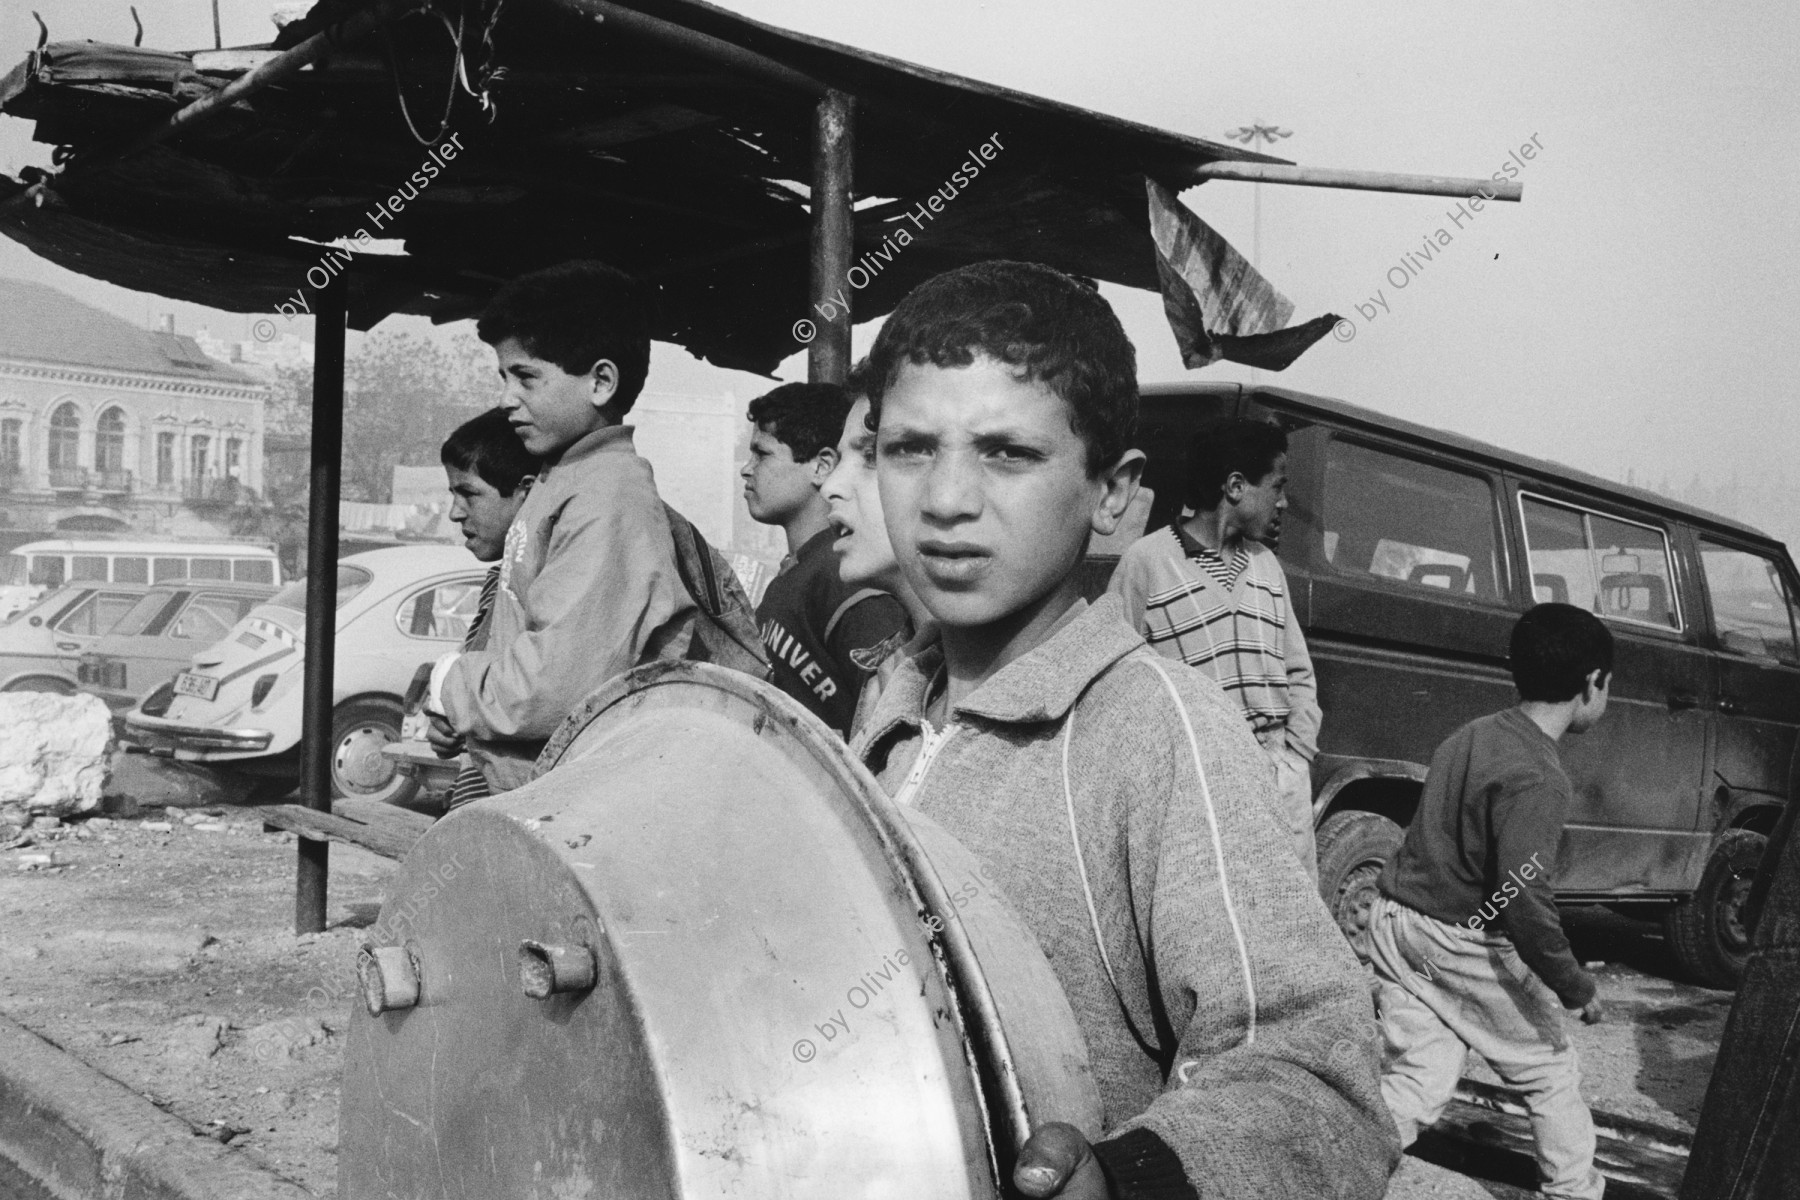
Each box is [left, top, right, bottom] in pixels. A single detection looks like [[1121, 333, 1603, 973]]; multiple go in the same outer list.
[[1109, 419, 1322, 882], [1371, 603, 1612, 1200], [428, 261, 700, 794], [425, 408, 541, 807], [744, 381, 907, 735], [855, 261, 1396, 1200]]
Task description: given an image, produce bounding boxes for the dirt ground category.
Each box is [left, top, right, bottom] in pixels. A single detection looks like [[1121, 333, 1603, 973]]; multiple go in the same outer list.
[[0, 758, 397, 1198], [0, 758, 1727, 1199]]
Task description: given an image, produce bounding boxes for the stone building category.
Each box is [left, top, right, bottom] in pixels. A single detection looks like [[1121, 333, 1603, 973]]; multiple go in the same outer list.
[[0, 278, 268, 538]]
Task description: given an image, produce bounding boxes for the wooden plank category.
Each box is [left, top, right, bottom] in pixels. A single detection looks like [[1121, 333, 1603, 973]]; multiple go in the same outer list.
[[1409, 1086, 1689, 1200], [262, 801, 434, 862]]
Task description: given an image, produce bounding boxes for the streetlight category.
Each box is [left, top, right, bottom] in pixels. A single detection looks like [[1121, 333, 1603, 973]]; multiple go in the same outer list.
[[1223, 122, 1292, 275]]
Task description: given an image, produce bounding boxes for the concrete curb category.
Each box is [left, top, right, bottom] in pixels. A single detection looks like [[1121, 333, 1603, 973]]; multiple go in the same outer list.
[[0, 1012, 315, 1200]]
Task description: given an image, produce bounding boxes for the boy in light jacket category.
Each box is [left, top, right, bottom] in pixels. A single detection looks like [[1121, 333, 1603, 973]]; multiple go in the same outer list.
[[427, 261, 698, 793], [853, 261, 1397, 1200]]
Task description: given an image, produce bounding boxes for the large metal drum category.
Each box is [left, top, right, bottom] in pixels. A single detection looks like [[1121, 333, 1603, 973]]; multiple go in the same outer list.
[[339, 662, 1100, 1199]]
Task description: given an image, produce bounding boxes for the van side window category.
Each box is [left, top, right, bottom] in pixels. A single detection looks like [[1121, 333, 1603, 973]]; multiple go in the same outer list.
[[153, 557, 186, 583], [29, 556, 65, 587], [71, 556, 108, 582], [1322, 439, 1502, 599], [1521, 496, 1680, 630], [1699, 543, 1800, 663], [233, 559, 274, 584], [115, 557, 148, 584], [188, 558, 231, 581]]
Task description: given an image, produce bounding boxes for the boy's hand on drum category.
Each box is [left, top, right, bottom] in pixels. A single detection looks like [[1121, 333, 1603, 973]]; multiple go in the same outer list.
[[1014, 1123, 1114, 1199]]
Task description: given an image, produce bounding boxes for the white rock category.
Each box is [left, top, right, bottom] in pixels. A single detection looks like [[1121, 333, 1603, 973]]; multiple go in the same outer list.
[[140, 821, 174, 833], [0, 694, 113, 817]]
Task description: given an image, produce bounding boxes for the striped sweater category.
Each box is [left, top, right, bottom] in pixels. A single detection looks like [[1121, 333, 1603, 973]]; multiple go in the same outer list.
[[1109, 526, 1321, 761]]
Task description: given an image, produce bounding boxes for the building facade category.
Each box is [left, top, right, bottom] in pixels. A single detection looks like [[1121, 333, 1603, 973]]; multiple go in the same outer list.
[[0, 279, 267, 538]]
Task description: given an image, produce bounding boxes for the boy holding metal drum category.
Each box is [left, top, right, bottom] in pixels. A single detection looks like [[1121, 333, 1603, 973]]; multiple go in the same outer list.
[[852, 260, 1398, 1199]]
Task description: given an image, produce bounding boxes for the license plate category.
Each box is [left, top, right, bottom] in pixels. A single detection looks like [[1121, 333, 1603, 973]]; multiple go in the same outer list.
[[172, 671, 219, 702]]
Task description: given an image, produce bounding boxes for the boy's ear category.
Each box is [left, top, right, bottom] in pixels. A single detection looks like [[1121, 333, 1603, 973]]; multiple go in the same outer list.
[[1222, 469, 1249, 504], [1089, 448, 1146, 537], [809, 446, 839, 485], [586, 358, 621, 409]]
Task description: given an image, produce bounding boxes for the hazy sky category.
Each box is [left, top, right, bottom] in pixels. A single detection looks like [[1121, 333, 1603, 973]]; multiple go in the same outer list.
[[1, 0, 1796, 497]]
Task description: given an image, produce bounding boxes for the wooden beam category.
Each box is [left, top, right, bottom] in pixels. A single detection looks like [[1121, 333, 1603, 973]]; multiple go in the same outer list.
[[544, 0, 826, 97], [264, 799, 435, 862], [808, 89, 854, 384], [1187, 161, 1522, 202], [295, 271, 347, 935]]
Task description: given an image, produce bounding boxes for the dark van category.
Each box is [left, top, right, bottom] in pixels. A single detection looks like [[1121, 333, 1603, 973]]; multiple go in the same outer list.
[[1117, 383, 1800, 988]]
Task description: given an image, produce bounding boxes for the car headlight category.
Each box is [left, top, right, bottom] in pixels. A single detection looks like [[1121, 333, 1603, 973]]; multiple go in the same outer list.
[[250, 673, 279, 708]]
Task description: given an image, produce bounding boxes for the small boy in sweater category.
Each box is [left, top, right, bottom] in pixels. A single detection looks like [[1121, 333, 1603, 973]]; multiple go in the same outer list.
[[854, 261, 1396, 1200], [1108, 419, 1321, 880], [1371, 602, 1612, 1200]]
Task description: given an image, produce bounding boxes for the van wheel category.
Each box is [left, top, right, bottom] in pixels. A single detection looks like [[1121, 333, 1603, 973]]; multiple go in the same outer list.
[[331, 700, 418, 805], [1317, 810, 1405, 961], [2, 675, 75, 695], [1664, 828, 1767, 989]]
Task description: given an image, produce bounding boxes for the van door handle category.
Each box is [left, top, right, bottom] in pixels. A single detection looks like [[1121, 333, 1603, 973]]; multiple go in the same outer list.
[[1718, 696, 1745, 716], [1667, 691, 1700, 712], [55, 641, 79, 651]]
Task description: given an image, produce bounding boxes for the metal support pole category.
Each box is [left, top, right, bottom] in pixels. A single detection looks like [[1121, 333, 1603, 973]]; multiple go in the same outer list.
[[296, 273, 347, 934], [808, 89, 854, 384]]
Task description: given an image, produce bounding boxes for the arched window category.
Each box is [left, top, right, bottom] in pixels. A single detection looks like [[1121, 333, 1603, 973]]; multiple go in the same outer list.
[[48, 403, 80, 473], [95, 407, 126, 475]]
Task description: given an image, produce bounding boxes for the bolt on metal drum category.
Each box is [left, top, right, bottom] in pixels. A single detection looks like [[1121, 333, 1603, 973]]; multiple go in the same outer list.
[[338, 661, 1101, 1199]]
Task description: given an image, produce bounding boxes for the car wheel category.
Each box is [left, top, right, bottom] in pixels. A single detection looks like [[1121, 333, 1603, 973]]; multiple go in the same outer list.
[[1664, 827, 1768, 989], [2, 675, 76, 695], [1316, 809, 1405, 961], [330, 700, 418, 805]]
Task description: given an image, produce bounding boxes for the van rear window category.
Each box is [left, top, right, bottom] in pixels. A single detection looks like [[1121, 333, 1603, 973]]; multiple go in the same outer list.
[[1322, 440, 1502, 600]]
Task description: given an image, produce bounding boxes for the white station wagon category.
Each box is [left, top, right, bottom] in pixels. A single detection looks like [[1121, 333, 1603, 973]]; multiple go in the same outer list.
[[124, 544, 485, 802]]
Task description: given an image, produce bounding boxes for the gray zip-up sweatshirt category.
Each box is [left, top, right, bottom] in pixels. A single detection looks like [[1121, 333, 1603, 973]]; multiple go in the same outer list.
[[853, 596, 1398, 1199]]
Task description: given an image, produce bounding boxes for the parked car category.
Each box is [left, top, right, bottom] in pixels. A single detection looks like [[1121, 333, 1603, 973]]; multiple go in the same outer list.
[[0, 538, 281, 620], [123, 545, 485, 803], [77, 579, 279, 710], [0, 581, 151, 693], [1113, 382, 1800, 988]]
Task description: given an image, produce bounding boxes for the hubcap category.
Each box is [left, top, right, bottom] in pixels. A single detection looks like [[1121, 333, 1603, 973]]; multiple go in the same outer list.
[[1336, 862, 1383, 944], [335, 722, 398, 794]]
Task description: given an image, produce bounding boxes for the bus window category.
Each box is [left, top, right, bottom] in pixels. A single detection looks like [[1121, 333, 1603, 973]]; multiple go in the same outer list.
[[115, 557, 149, 584], [0, 554, 27, 586], [29, 556, 65, 587], [153, 557, 186, 582], [189, 558, 231, 581], [233, 559, 274, 584], [71, 556, 108, 582]]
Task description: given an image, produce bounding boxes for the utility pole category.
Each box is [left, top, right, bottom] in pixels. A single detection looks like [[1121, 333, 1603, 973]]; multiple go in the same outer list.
[[212, 0, 222, 49], [1224, 121, 1291, 383], [1223, 121, 1293, 275]]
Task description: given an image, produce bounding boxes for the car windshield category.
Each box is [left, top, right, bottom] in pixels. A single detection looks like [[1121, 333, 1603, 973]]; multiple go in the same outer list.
[[270, 565, 373, 613], [110, 589, 182, 638]]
